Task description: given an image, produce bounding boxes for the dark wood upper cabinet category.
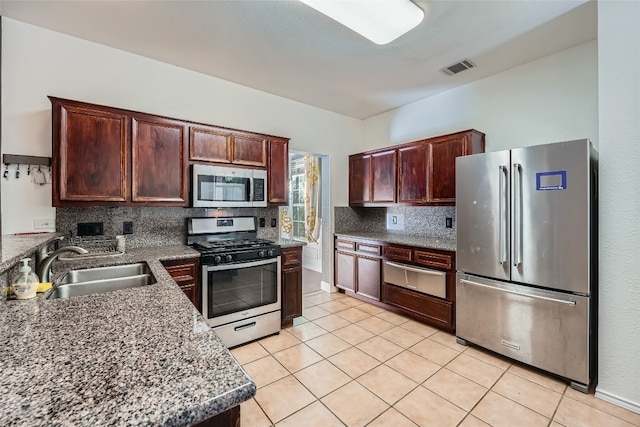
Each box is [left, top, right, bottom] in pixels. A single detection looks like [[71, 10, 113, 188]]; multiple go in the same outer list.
[[371, 150, 396, 203], [350, 129, 485, 206], [398, 143, 427, 204], [267, 137, 289, 205], [190, 125, 232, 164], [52, 99, 129, 205], [131, 115, 188, 204], [232, 133, 267, 167], [348, 154, 371, 204]]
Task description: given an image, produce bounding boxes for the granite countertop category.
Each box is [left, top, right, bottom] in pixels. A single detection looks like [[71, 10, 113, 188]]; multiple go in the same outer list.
[[0, 233, 63, 273], [274, 238, 307, 248], [335, 232, 456, 252], [0, 244, 256, 427]]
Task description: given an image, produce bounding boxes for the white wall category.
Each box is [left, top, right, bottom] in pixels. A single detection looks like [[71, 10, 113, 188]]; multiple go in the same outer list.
[[363, 40, 598, 152], [0, 18, 362, 234], [596, 0, 640, 412]]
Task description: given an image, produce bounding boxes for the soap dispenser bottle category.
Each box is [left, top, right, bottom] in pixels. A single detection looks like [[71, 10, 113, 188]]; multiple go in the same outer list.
[[12, 258, 40, 300]]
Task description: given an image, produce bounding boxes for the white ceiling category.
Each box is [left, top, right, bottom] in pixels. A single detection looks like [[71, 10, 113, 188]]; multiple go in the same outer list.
[[0, 0, 597, 120]]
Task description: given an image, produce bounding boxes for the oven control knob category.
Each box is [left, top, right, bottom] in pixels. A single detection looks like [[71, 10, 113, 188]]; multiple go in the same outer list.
[[267, 249, 274, 257], [258, 250, 266, 258], [225, 254, 233, 262], [214, 255, 222, 264]]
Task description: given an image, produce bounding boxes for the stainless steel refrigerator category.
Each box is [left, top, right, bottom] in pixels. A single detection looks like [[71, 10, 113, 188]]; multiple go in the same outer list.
[[455, 138, 597, 392]]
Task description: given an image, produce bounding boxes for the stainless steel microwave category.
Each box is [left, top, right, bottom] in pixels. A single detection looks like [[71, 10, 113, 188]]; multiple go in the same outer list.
[[192, 164, 267, 208]]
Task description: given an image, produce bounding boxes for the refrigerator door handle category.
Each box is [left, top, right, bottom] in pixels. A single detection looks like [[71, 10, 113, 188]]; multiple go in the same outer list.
[[459, 279, 577, 306], [512, 163, 523, 267], [499, 165, 508, 264]]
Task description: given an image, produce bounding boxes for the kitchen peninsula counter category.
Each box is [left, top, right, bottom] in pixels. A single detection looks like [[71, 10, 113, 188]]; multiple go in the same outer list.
[[335, 232, 456, 252], [0, 244, 255, 427]]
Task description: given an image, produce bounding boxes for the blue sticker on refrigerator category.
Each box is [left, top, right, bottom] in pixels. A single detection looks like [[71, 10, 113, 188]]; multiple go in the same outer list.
[[536, 170, 567, 190]]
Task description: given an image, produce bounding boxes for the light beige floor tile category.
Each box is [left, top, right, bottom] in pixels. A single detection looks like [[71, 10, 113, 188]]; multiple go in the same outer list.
[[463, 346, 512, 370], [317, 300, 351, 313], [375, 310, 409, 325], [564, 387, 640, 425], [380, 326, 424, 348], [294, 360, 352, 398], [335, 307, 370, 322], [429, 331, 467, 351], [304, 292, 333, 305], [446, 353, 504, 388], [395, 386, 467, 427], [368, 408, 418, 427], [356, 336, 404, 362], [471, 391, 549, 427], [321, 381, 389, 427], [243, 355, 289, 388], [230, 341, 268, 364], [549, 422, 565, 427], [424, 368, 488, 411], [492, 372, 562, 418], [254, 375, 316, 423], [328, 347, 380, 378], [337, 296, 365, 307], [240, 398, 272, 427], [305, 333, 351, 358], [399, 319, 439, 337], [332, 324, 375, 345], [292, 316, 309, 326], [409, 338, 460, 366], [302, 305, 331, 320], [458, 415, 491, 427], [312, 314, 351, 332], [273, 343, 324, 373], [356, 302, 386, 315], [302, 299, 315, 308], [385, 350, 441, 383], [328, 291, 347, 299], [258, 330, 301, 354], [288, 321, 328, 342], [276, 401, 345, 427], [357, 364, 418, 405], [554, 396, 636, 427], [355, 316, 395, 334], [507, 362, 567, 393]]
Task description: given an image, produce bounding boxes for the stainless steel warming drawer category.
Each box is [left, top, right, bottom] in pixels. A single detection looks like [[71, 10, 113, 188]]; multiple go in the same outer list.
[[383, 260, 446, 299]]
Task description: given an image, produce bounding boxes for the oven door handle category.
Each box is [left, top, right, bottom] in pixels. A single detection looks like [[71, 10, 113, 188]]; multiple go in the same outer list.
[[205, 257, 279, 272]]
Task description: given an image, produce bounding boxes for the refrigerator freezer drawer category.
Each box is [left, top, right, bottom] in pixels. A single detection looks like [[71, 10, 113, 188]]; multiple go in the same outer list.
[[384, 261, 446, 298], [456, 274, 592, 387]]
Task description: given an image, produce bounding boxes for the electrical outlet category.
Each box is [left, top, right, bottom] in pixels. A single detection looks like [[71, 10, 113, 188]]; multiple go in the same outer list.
[[34, 218, 55, 229], [259, 218, 266, 227], [123, 221, 134, 235], [270, 218, 277, 227], [446, 217, 453, 228], [78, 222, 104, 236], [386, 214, 405, 230]]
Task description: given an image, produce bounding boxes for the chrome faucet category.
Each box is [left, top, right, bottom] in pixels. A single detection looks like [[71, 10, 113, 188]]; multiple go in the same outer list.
[[37, 246, 89, 282]]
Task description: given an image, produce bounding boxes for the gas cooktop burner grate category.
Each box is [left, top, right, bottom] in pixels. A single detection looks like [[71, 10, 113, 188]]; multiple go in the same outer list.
[[194, 238, 275, 253]]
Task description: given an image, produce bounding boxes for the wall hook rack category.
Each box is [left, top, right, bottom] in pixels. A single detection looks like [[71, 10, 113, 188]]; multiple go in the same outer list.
[[2, 154, 52, 168]]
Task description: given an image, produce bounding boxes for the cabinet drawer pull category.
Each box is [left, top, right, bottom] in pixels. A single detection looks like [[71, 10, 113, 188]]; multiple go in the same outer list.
[[386, 261, 445, 276]]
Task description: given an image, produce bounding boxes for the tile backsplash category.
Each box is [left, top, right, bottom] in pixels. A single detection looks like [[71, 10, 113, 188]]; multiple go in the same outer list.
[[56, 206, 280, 249], [334, 206, 456, 239]]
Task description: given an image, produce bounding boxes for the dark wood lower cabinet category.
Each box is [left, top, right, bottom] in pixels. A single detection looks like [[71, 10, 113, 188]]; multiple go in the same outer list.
[[356, 256, 380, 300], [161, 257, 201, 311], [334, 251, 356, 292], [382, 283, 454, 332], [335, 238, 381, 303], [192, 405, 240, 427], [281, 247, 303, 326]]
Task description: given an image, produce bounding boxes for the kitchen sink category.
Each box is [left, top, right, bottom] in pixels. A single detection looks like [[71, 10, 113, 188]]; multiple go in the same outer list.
[[48, 263, 156, 299]]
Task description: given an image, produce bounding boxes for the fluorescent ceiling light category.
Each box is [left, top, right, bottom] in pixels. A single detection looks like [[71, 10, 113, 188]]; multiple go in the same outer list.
[[300, 0, 425, 45]]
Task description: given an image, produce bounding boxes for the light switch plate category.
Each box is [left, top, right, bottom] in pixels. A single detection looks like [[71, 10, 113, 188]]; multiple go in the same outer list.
[[34, 218, 55, 229], [386, 213, 405, 230]]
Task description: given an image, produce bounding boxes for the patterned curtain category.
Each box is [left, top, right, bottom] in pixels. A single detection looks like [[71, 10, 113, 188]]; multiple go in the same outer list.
[[304, 155, 321, 242]]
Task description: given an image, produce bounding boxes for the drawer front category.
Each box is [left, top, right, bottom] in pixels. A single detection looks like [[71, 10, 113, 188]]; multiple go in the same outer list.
[[165, 264, 194, 278], [282, 247, 302, 267], [356, 242, 381, 256], [336, 239, 356, 251], [382, 283, 452, 329], [414, 250, 452, 270], [383, 246, 413, 262], [383, 261, 446, 299]]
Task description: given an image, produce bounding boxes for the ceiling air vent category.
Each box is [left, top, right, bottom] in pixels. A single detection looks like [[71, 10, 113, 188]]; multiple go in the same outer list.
[[440, 59, 476, 76]]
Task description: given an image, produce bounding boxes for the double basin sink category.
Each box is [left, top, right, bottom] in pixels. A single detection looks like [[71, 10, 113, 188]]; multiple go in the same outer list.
[[47, 262, 156, 299]]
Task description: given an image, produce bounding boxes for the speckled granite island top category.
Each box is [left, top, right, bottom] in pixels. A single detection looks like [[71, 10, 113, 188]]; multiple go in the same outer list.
[[335, 232, 456, 252], [0, 245, 256, 427]]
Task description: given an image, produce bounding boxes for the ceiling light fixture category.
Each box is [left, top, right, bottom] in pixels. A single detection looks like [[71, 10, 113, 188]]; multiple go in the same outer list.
[[299, 0, 425, 45]]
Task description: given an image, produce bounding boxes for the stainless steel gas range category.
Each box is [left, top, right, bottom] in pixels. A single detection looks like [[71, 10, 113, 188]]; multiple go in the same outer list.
[[187, 216, 282, 348]]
